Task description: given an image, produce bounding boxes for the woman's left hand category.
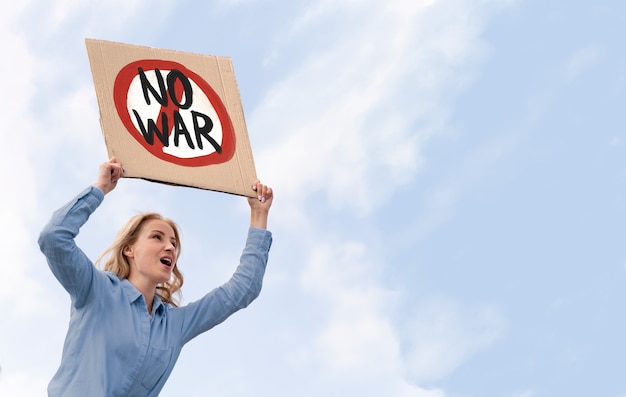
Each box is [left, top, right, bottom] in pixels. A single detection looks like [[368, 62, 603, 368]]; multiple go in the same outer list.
[[248, 181, 273, 229]]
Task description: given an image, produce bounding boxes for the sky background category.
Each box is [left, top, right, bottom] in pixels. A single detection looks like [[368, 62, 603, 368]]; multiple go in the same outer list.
[[2, 0, 626, 396]]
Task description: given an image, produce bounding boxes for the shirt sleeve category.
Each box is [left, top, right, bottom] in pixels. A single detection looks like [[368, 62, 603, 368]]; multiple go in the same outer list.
[[176, 227, 273, 344], [38, 186, 105, 308]]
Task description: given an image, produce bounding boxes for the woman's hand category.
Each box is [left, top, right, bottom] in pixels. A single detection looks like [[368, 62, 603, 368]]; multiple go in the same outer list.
[[93, 157, 124, 195], [248, 181, 273, 229]]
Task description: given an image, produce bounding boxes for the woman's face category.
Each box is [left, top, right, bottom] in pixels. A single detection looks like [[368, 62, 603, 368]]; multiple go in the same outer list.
[[125, 219, 178, 286]]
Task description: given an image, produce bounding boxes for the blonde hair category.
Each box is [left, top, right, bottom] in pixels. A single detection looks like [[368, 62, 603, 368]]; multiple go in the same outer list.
[[96, 213, 184, 306]]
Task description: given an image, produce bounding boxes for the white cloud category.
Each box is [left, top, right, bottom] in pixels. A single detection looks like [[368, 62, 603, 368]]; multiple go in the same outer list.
[[564, 44, 604, 82], [0, 369, 49, 397], [249, 0, 514, 394], [293, 236, 507, 395], [0, 2, 46, 314], [23, 0, 174, 39], [300, 240, 398, 374], [296, 238, 447, 396], [510, 391, 534, 397], [251, 0, 508, 216], [400, 297, 507, 384]]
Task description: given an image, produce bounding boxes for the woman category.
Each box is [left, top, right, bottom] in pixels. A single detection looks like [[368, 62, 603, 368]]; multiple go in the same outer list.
[[38, 157, 273, 396]]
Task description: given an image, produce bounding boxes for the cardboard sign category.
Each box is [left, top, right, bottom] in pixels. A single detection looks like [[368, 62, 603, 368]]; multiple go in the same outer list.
[[85, 38, 257, 197]]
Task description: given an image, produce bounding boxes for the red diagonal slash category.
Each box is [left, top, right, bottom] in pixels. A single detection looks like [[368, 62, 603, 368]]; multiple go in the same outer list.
[[156, 75, 185, 147]]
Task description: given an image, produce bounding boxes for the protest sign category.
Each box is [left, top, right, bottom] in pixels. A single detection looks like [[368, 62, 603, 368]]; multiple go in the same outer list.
[[86, 38, 258, 197]]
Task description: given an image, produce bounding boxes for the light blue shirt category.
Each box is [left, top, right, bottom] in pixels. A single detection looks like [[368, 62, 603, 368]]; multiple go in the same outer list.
[[38, 187, 272, 396]]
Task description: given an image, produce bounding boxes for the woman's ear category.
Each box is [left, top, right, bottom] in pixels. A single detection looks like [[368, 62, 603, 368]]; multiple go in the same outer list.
[[123, 245, 134, 258]]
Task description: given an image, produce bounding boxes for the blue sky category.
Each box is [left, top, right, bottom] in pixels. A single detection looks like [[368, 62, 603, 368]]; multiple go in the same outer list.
[[2, 1, 626, 396]]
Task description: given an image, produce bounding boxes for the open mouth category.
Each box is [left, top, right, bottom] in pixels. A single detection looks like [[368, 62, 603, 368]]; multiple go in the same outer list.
[[160, 257, 173, 268]]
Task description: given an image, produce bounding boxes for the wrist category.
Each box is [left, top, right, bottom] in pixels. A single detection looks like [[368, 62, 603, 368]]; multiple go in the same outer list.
[[249, 210, 269, 229], [93, 183, 107, 194]]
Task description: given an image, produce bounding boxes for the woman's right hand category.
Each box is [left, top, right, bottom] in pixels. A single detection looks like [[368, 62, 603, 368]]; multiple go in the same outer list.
[[93, 157, 124, 195]]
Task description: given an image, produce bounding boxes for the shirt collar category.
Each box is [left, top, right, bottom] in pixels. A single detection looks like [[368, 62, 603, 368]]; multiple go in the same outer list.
[[120, 279, 165, 315], [152, 295, 165, 314]]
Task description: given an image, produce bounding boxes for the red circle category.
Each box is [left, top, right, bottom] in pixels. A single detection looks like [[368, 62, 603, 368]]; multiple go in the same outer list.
[[113, 59, 236, 167]]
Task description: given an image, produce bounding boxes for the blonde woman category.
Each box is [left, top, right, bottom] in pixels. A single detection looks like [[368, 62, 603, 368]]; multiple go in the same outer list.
[[38, 157, 273, 396]]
